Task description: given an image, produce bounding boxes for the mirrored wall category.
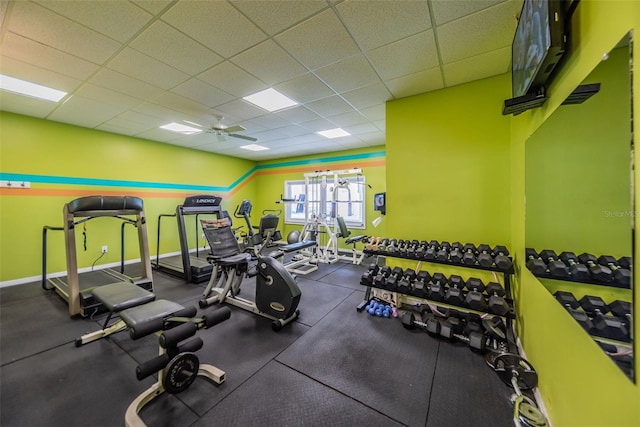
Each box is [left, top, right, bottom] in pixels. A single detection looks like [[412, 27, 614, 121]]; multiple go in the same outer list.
[[525, 32, 634, 381]]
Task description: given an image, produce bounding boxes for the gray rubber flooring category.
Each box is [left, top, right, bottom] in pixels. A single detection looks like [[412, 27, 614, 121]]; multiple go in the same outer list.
[[0, 260, 514, 427]]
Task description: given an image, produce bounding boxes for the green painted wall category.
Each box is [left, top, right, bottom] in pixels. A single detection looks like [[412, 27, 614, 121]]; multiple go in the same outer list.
[[0, 111, 257, 282], [509, 1, 640, 426]]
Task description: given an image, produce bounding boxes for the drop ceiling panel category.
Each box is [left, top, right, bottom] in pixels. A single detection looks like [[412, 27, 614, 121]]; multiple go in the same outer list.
[[273, 124, 309, 137], [132, 102, 194, 122], [314, 54, 381, 93], [198, 61, 268, 98], [89, 68, 165, 101], [0, 55, 82, 93], [8, 1, 122, 64], [437, 1, 520, 64], [385, 67, 444, 99], [152, 91, 211, 116], [367, 30, 439, 80], [215, 99, 268, 121], [275, 9, 360, 70], [117, 110, 166, 127], [336, 0, 432, 51], [74, 84, 142, 110], [344, 122, 379, 136], [431, 0, 505, 25], [248, 113, 291, 130], [442, 46, 511, 87], [1, 33, 99, 80], [0, 92, 59, 118], [359, 104, 386, 121], [131, 0, 173, 15], [326, 111, 369, 127], [274, 106, 320, 124], [96, 117, 156, 135], [341, 83, 392, 110], [136, 127, 184, 142], [33, 0, 153, 43], [161, 0, 267, 58], [170, 78, 235, 108], [305, 95, 354, 117], [48, 96, 123, 128], [130, 20, 223, 75], [231, 40, 307, 86], [274, 73, 334, 104], [231, 0, 328, 36], [107, 47, 190, 90], [299, 117, 339, 132]]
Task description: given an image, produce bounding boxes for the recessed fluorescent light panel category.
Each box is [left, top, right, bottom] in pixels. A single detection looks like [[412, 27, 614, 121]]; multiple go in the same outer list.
[[243, 88, 298, 112], [240, 144, 269, 151], [160, 122, 202, 135], [317, 128, 350, 139], [0, 74, 67, 102]]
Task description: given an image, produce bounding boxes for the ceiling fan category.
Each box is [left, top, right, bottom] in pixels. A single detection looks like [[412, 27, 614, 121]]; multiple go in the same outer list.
[[204, 115, 257, 142]]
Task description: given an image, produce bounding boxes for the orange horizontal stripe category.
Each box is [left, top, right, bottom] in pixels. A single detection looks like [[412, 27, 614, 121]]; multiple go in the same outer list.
[[255, 159, 386, 177], [0, 188, 226, 199]]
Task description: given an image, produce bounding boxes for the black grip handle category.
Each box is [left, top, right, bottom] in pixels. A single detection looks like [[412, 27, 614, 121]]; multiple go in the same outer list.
[[129, 317, 164, 340], [159, 322, 197, 348], [136, 353, 170, 380], [203, 307, 231, 328]]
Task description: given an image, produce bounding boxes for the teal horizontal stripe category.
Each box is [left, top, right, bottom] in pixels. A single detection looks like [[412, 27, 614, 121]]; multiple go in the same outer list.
[[255, 150, 386, 170]]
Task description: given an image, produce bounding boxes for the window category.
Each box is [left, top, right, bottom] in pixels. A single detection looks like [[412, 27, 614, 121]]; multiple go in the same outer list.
[[283, 174, 366, 229]]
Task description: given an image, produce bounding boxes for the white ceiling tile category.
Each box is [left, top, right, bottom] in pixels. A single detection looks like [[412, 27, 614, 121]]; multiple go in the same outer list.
[[107, 48, 190, 90], [8, 1, 122, 64], [162, 1, 267, 58], [336, 0, 432, 50], [359, 104, 386, 121], [34, 0, 153, 43], [385, 67, 444, 98], [314, 54, 381, 93], [251, 129, 287, 142], [74, 84, 142, 110], [231, 40, 307, 86], [231, 0, 328, 36], [275, 73, 334, 104], [373, 120, 385, 131], [0, 92, 59, 118], [248, 113, 291, 130], [368, 30, 439, 80], [216, 99, 269, 120], [117, 110, 165, 127], [305, 95, 354, 117], [273, 125, 309, 137], [0, 55, 82, 93], [130, 20, 223, 75], [326, 111, 368, 127], [1, 33, 99, 81], [136, 127, 183, 142], [48, 95, 123, 128], [357, 131, 385, 144], [131, 0, 174, 15], [89, 68, 164, 100], [299, 117, 340, 132], [437, 1, 520, 64], [431, 0, 506, 25], [344, 122, 379, 135], [442, 46, 511, 87], [171, 78, 235, 108], [341, 83, 392, 110], [274, 105, 320, 124], [198, 61, 268, 98], [152, 91, 210, 116], [275, 9, 360, 70], [96, 116, 155, 135], [0, 0, 8, 30], [133, 102, 193, 122]]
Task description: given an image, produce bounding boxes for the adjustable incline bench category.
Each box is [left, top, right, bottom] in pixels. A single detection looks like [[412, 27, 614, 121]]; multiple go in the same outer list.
[[75, 281, 230, 427], [278, 239, 319, 275]]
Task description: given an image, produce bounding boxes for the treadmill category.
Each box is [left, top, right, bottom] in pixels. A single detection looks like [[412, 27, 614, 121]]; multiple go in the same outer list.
[[154, 195, 224, 283]]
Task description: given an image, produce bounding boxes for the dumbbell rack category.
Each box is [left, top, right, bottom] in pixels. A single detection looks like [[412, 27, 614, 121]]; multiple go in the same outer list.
[[359, 241, 517, 351], [528, 271, 631, 289]]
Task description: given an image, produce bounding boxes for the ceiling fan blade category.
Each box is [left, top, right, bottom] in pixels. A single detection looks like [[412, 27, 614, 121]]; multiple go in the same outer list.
[[228, 133, 257, 142], [224, 125, 245, 133]]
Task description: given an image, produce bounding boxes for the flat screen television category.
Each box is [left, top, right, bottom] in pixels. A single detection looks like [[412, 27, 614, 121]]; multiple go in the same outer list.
[[511, 0, 566, 98], [373, 192, 386, 215]]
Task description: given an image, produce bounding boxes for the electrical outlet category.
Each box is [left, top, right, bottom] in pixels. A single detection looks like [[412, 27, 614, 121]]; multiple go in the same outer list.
[[101, 245, 108, 253]]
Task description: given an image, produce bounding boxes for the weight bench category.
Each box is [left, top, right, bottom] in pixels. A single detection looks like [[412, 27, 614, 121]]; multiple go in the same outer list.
[[279, 240, 319, 275], [74, 281, 230, 427]]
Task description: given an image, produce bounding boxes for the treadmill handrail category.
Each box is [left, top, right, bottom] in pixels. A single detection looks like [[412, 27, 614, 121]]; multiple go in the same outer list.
[[42, 225, 64, 290]]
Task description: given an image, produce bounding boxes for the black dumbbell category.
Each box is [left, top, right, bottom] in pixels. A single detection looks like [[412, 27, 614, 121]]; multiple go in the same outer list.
[[440, 318, 486, 352], [373, 265, 391, 289], [553, 290, 579, 309], [402, 313, 485, 352], [597, 255, 631, 287], [525, 248, 546, 275], [465, 277, 487, 311], [492, 245, 513, 270], [609, 300, 631, 319], [539, 250, 569, 278], [568, 308, 593, 332], [386, 239, 398, 253], [578, 253, 613, 282], [462, 243, 477, 265], [429, 273, 448, 301], [377, 238, 389, 252], [558, 252, 590, 281], [424, 240, 439, 260], [396, 240, 407, 254], [436, 241, 451, 262], [449, 242, 464, 264], [590, 313, 630, 342], [385, 266, 405, 291], [444, 275, 465, 306], [486, 282, 509, 316], [406, 240, 420, 257], [579, 295, 609, 316], [412, 270, 431, 298], [360, 263, 379, 286], [617, 256, 632, 269], [477, 244, 494, 268], [415, 241, 428, 258], [397, 268, 416, 294]]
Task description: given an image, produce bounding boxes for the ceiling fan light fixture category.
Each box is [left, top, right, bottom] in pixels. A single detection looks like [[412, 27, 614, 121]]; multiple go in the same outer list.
[[317, 128, 350, 139], [243, 88, 298, 112], [160, 122, 203, 134], [240, 144, 269, 151], [0, 74, 67, 102]]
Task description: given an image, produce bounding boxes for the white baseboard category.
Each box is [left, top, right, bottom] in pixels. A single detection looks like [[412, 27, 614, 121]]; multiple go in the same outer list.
[[0, 250, 187, 289], [515, 337, 553, 427]]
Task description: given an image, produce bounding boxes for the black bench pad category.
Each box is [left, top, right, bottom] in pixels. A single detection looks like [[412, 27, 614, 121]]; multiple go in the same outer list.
[[345, 235, 367, 245], [91, 282, 155, 312], [119, 299, 185, 328], [280, 240, 316, 253]]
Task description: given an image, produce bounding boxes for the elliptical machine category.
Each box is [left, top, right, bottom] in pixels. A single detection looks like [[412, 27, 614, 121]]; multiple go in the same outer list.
[[199, 219, 300, 331]]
